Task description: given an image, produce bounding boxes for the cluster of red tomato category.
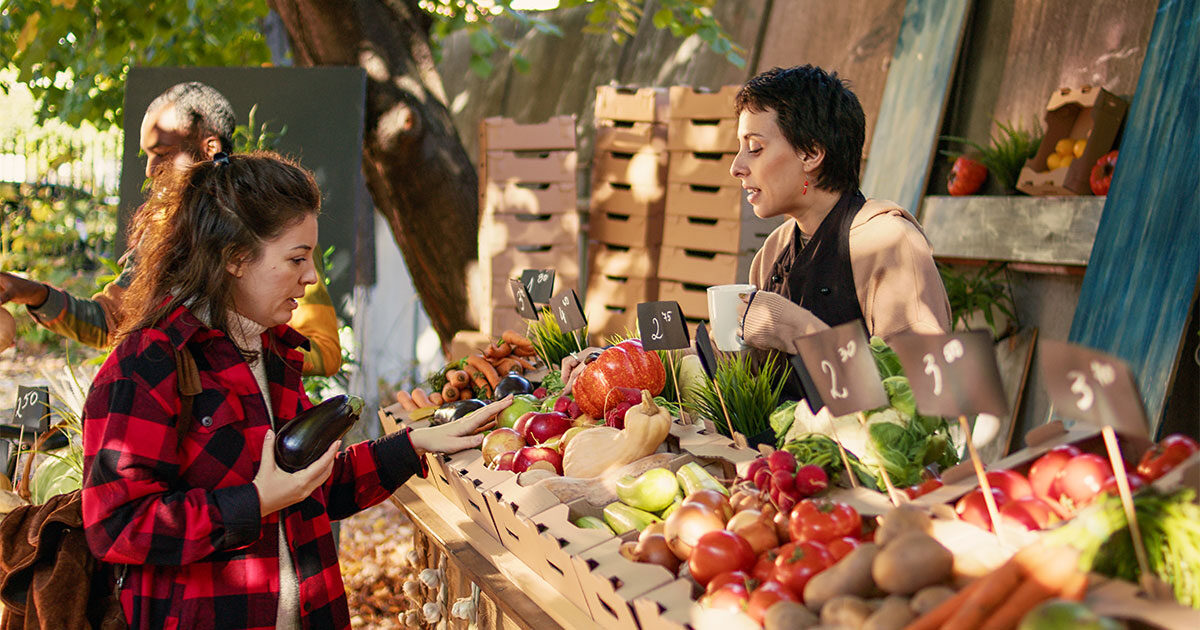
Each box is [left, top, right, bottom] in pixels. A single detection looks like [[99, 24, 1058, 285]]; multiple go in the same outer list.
[[955, 433, 1198, 532], [697, 496, 864, 624]]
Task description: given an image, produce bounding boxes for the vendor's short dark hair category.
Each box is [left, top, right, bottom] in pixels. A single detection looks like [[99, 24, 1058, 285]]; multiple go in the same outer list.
[[147, 82, 236, 153], [735, 65, 865, 194]]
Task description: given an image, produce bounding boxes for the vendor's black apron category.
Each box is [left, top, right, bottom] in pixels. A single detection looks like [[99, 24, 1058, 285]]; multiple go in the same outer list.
[[760, 190, 867, 401]]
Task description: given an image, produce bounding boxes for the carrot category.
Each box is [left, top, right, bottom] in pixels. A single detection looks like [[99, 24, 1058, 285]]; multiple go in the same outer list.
[[501, 330, 534, 352], [494, 357, 519, 375], [491, 342, 512, 359], [395, 389, 417, 411], [442, 382, 461, 402], [939, 557, 1024, 629], [411, 388, 431, 408], [978, 580, 1057, 630], [511, 356, 535, 371], [429, 392, 444, 406], [904, 579, 982, 630], [512, 345, 538, 358], [468, 370, 491, 399], [447, 370, 470, 388], [980, 548, 1081, 630], [464, 355, 501, 389], [1059, 571, 1088, 601]]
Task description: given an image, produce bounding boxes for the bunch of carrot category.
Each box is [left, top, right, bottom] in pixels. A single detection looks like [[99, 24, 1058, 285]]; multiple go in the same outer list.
[[905, 543, 1086, 630], [394, 330, 537, 410]]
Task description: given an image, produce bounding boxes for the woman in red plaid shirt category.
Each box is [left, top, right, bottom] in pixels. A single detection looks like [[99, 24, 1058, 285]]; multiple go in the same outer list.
[[80, 152, 511, 630]]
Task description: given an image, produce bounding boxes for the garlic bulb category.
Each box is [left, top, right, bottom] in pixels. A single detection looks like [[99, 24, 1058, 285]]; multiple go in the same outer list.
[[422, 601, 443, 624], [418, 568, 443, 589]]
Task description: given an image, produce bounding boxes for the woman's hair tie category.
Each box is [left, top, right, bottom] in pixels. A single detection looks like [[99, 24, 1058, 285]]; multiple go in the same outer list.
[[212, 152, 231, 166]]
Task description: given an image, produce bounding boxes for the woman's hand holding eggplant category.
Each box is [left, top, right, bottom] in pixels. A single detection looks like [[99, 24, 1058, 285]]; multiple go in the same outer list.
[[254, 429, 340, 516], [409, 396, 515, 455]]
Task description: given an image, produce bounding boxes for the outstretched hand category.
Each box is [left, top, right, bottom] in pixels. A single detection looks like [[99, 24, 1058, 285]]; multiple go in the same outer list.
[[409, 396, 515, 455], [0, 272, 48, 307], [253, 430, 340, 517], [560, 347, 603, 395]]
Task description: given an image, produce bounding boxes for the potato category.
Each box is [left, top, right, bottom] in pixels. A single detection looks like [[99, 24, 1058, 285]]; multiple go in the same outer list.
[[820, 595, 874, 629], [874, 504, 931, 547], [862, 595, 914, 630], [763, 601, 819, 630], [909, 585, 956, 615], [804, 543, 880, 610], [871, 532, 953, 595]]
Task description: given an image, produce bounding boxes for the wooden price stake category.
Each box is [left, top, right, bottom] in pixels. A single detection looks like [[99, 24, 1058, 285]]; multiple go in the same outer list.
[[509, 279, 538, 320], [792, 322, 897, 502], [1039, 339, 1166, 598], [549, 289, 587, 352], [520, 268, 556, 304], [889, 332, 1009, 535], [636, 301, 690, 416], [693, 322, 734, 437]]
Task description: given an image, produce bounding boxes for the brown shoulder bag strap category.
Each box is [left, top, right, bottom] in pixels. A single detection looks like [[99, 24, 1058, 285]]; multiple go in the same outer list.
[[174, 346, 203, 445]]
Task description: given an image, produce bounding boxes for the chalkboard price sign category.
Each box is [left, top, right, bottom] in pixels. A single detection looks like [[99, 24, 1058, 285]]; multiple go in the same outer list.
[[550, 289, 587, 332], [792, 321, 888, 417], [521, 268, 556, 304], [636, 301, 689, 351], [1039, 339, 1149, 439], [694, 322, 718, 380], [509, 279, 538, 320], [12, 385, 51, 431], [888, 331, 1008, 418]]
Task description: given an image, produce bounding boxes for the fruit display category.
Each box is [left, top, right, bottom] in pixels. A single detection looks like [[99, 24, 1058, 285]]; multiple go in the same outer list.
[[571, 339, 666, 418], [393, 329, 540, 410], [1045, 135, 1087, 171]]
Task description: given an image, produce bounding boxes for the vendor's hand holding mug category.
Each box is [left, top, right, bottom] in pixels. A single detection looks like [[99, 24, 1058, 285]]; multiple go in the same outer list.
[[708, 284, 756, 351]]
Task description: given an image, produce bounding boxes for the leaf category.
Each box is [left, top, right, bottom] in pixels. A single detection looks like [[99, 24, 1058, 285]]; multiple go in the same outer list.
[[469, 29, 497, 56], [468, 54, 494, 78], [15, 12, 43, 56], [513, 55, 531, 74], [726, 51, 746, 68], [652, 8, 673, 29]]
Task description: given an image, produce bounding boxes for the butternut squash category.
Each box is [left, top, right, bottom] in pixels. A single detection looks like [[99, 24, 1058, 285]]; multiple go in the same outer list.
[[562, 390, 670, 477]]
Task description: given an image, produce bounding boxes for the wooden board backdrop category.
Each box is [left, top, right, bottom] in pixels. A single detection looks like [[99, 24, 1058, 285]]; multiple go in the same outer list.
[[860, 0, 972, 215], [1068, 0, 1200, 433]]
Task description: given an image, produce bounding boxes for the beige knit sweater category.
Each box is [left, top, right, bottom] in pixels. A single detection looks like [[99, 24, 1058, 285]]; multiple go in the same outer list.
[[741, 198, 951, 353]]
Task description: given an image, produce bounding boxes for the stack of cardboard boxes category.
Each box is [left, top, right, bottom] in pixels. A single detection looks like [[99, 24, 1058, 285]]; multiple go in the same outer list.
[[478, 116, 580, 336], [659, 86, 785, 324], [586, 86, 670, 342]]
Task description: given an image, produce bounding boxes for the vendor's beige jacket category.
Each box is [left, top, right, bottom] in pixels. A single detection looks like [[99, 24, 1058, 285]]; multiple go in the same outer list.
[[743, 198, 952, 354]]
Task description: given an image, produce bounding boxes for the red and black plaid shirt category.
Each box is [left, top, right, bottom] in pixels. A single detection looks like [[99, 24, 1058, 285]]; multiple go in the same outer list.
[[82, 304, 423, 630]]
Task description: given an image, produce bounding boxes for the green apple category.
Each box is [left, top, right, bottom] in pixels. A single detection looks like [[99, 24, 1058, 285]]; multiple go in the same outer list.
[[498, 394, 539, 429]]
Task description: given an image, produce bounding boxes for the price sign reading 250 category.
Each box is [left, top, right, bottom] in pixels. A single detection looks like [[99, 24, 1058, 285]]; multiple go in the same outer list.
[[636, 302, 689, 351]]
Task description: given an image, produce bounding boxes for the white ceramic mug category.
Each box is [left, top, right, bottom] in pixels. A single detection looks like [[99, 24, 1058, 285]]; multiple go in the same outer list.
[[707, 284, 756, 352]]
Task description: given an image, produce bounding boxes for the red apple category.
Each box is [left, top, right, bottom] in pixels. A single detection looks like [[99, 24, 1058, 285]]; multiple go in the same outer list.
[[985, 469, 1033, 501], [512, 411, 537, 437], [955, 487, 1009, 531], [1058, 453, 1112, 508], [512, 446, 563, 474], [520, 412, 572, 444], [1000, 496, 1057, 531], [496, 451, 517, 471], [1029, 444, 1083, 500], [481, 428, 526, 465]]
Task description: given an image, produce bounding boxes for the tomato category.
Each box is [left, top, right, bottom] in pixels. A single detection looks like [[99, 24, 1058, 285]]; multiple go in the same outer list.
[[1029, 444, 1083, 500], [1089, 150, 1118, 195], [704, 582, 749, 614], [746, 580, 800, 623], [955, 487, 1008, 532], [705, 570, 754, 595], [789, 499, 862, 543], [689, 530, 756, 587], [948, 156, 987, 195], [999, 496, 1057, 531], [825, 536, 861, 562], [1098, 472, 1147, 498], [1058, 453, 1113, 508], [750, 553, 777, 585], [772, 541, 832, 597], [1136, 434, 1199, 481], [904, 477, 944, 499], [985, 469, 1032, 501]]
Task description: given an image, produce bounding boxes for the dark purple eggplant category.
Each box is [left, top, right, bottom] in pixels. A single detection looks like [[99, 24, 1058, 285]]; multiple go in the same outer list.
[[492, 372, 533, 399], [432, 398, 486, 425], [274, 395, 363, 472]]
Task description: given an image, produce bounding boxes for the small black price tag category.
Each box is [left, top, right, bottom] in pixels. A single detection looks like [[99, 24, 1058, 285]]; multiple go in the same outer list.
[[792, 321, 888, 417], [694, 322, 718, 380], [550, 288, 587, 332], [12, 385, 51, 431], [521, 269, 556, 304], [637, 301, 689, 351], [888, 331, 1008, 418], [509, 279, 538, 320], [0, 439, 11, 479], [1039, 339, 1148, 439]]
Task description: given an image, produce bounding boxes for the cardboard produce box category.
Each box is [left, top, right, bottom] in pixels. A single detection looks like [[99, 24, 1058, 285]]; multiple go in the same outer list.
[[595, 85, 669, 123], [589, 242, 661, 279], [587, 273, 659, 307], [482, 305, 533, 339], [667, 117, 738, 153], [657, 280, 708, 319], [522, 501, 619, 610], [488, 243, 580, 280], [593, 148, 669, 194], [587, 303, 635, 343], [484, 150, 578, 184], [481, 115, 576, 151], [668, 85, 739, 120], [665, 182, 748, 220], [661, 213, 775, 255], [595, 120, 668, 153], [657, 245, 753, 286], [1016, 86, 1128, 196], [480, 210, 580, 254], [483, 476, 565, 577], [668, 151, 738, 186], [588, 208, 664, 247], [591, 180, 666, 216], [440, 450, 508, 539], [484, 180, 577, 215], [573, 538, 676, 630], [631, 579, 698, 630]]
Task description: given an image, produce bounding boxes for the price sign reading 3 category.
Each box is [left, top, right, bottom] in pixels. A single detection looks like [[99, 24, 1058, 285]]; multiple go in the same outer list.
[[1039, 340, 1148, 438], [889, 332, 1006, 418]]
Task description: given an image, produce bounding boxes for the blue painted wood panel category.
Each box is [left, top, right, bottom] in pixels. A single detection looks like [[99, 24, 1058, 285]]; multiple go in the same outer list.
[[861, 0, 972, 215], [1069, 0, 1200, 432]]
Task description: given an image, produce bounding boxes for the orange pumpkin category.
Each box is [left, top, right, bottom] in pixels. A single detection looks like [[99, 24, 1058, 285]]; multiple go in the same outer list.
[[573, 339, 665, 417]]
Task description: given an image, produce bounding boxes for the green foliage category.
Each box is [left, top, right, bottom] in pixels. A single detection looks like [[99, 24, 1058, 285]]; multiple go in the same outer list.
[[0, 0, 273, 129], [941, 119, 1042, 193], [693, 351, 788, 438], [937, 263, 1016, 338], [527, 306, 581, 368], [563, 0, 745, 67], [231, 103, 287, 152]]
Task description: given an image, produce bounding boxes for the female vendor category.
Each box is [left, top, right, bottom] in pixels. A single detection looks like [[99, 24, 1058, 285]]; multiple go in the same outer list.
[[732, 65, 951, 352]]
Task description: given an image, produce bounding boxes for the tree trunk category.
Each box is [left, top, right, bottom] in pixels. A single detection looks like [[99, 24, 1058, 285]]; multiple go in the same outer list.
[[268, 0, 478, 347]]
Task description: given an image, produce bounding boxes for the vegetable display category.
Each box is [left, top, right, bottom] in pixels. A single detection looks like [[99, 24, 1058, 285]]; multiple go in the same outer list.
[[561, 390, 670, 477], [571, 339, 666, 418]]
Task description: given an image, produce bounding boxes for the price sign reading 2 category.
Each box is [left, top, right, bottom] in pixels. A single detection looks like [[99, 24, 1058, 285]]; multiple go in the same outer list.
[[820, 360, 849, 399], [636, 302, 689, 351], [792, 321, 888, 417]]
